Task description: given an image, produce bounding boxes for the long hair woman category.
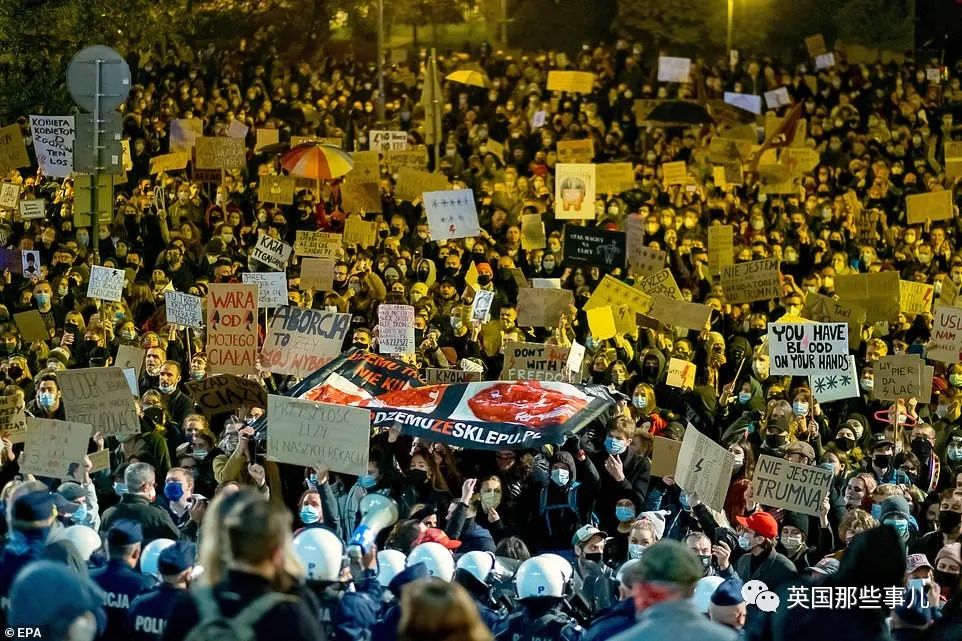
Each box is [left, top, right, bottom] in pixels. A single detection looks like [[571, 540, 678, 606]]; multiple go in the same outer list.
[[398, 579, 494, 641]]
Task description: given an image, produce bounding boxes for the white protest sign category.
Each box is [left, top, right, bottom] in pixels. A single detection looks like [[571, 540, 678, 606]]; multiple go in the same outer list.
[[19, 199, 45, 220], [753, 454, 833, 517], [471, 290, 495, 322], [0, 183, 19, 210], [531, 278, 562, 289], [267, 395, 369, 476], [261, 307, 352, 377], [29, 115, 74, 178], [242, 272, 289, 308], [164, 291, 203, 328], [657, 57, 691, 83], [767, 322, 849, 375], [378, 304, 416, 354], [809, 355, 860, 403], [928, 306, 962, 363], [58, 367, 140, 437], [423, 189, 481, 241], [86, 265, 125, 302], [815, 52, 835, 70], [566, 340, 586, 377], [675, 424, 735, 512], [21, 418, 92, 479], [763, 87, 792, 109], [724, 91, 762, 115], [369, 130, 409, 152], [251, 235, 293, 271]]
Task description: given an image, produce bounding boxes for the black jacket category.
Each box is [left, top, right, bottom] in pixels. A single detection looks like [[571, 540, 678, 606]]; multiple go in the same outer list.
[[590, 447, 650, 533], [101, 493, 181, 544]]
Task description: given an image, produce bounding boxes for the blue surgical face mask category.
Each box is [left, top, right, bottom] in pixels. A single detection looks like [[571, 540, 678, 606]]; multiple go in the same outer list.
[[738, 533, 754, 550], [628, 543, 646, 559], [300, 505, 321, 524], [192, 449, 208, 461], [885, 518, 909, 539], [358, 474, 377, 489], [550, 468, 570, 486], [792, 401, 809, 416], [159, 382, 177, 395], [34, 293, 50, 307], [615, 506, 636, 522], [738, 392, 752, 404], [37, 392, 56, 410], [632, 395, 648, 409], [112, 482, 127, 496], [605, 437, 627, 455], [70, 503, 88, 524], [164, 481, 185, 502]]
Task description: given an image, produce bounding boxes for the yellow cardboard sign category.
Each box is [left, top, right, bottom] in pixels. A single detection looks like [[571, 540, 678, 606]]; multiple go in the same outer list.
[[557, 139, 594, 163], [586, 306, 617, 339], [584, 274, 652, 316], [667, 358, 697, 388], [899, 280, 935, 315], [547, 71, 595, 93], [906, 190, 953, 225], [662, 161, 688, 185]]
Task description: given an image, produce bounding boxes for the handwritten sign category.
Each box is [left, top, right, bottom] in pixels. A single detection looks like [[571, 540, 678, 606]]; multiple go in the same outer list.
[[768, 322, 849, 375], [186, 374, 267, 416], [257, 175, 296, 205], [423, 188, 480, 241], [378, 305, 416, 354], [584, 275, 652, 316], [14, 310, 48, 342], [805, 33, 827, 56], [657, 57, 691, 83], [194, 136, 246, 170], [928, 306, 962, 363], [115, 345, 145, 377], [753, 455, 833, 517], [501, 342, 573, 382], [255, 128, 280, 152], [267, 395, 369, 476], [562, 226, 625, 270], [521, 213, 546, 250], [906, 190, 953, 224], [261, 307, 351, 377], [724, 92, 762, 115], [242, 272, 289, 308], [395, 167, 448, 201], [207, 284, 258, 375], [19, 199, 45, 220], [0, 183, 19, 210], [802, 292, 865, 348], [471, 290, 495, 322], [873, 355, 924, 401], [899, 280, 935, 315], [341, 181, 382, 213], [586, 306, 617, 339], [638, 269, 682, 300], [546, 71, 595, 93], [86, 265, 125, 302], [555, 163, 596, 219], [0, 124, 30, 172], [424, 368, 483, 384], [149, 152, 190, 174], [517, 287, 574, 328], [0, 395, 27, 444], [300, 257, 335, 291], [764, 87, 792, 110], [595, 162, 635, 194], [707, 224, 735, 275], [667, 358, 696, 389], [556, 139, 594, 163], [30, 116, 74, 178], [58, 367, 139, 437], [369, 130, 409, 152], [21, 418, 91, 479], [810, 355, 860, 403], [835, 271, 900, 324], [164, 291, 203, 329], [251, 235, 293, 271], [720, 259, 781, 304], [345, 151, 380, 184], [675, 425, 735, 512], [294, 231, 342, 259]]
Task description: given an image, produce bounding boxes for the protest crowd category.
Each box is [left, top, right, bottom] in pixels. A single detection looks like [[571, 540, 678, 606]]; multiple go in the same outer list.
[[3, 31, 962, 641]]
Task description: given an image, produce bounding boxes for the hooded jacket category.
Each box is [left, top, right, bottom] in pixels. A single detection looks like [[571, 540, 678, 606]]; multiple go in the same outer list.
[[529, 450, 599, 552]]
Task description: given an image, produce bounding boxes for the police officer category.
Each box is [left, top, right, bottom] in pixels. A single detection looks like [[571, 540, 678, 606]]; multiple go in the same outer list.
[[494, 555, 584, 641], [91, 520, 156, 641], [127, 542, 196, 641], [454, 551, 507, 631]]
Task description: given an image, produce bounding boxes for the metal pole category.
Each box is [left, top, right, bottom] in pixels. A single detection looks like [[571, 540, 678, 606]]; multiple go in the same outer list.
[[92, 59, 103, 264], [501, 0, 508, 47], [726, 0, 734, 59], [431, 48, 440, 172], [376, 0, 385, 123]]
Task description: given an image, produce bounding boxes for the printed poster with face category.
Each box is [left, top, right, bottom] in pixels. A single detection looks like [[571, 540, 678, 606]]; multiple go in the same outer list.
[[554, 164, 596, 220]]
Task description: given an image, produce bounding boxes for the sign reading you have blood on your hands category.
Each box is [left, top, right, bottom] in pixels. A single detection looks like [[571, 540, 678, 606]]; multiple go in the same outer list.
[[767, 322, 849, 376]]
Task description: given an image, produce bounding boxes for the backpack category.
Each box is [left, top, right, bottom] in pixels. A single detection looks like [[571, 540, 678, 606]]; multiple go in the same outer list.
[[183, 587, 296, 641]]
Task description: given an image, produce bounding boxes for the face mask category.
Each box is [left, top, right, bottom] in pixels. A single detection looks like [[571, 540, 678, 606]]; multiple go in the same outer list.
[[781, 535, 803, 552], [113, 482, 127, 496], [951, 374, 962, 387], [300, 505, 321, 524], [946, 444, 962, 462], [884, 518, 909, 540], [358, 474, 377, 489], [834, 436, 855, 452], [550, 468, 570, 486], [605, 437, 627, 455], [738, 392, 752, 404], [35, 293, 50, 307], [792, 401, 809, 416], [408, 469, 429, 486], [7, 365, 22, 380], [873, 453, 892, 468], [766, 434, 787, 449], [38, 392, 56, 410], [752, 359, 770, 380], [856, 376, 874, 393], [164, 481, 185, 502], [480, 490, 501, 510], [70, 503, 88, 524], [193, 449, 208, 461], [616, 506, 636, 522], [632, 395, 648, 409], [190, 369, 205, 380], [939, 510, 962, 534], [159, 382, 176, 395], [450, 317, 463, 330], [911, 439, 933, 460], [738, 533, 754, 550], [120, 329, 136, 341], [542, 259, 556, 271], [628, 543, 646, 560], [732, 453, 745, 469]]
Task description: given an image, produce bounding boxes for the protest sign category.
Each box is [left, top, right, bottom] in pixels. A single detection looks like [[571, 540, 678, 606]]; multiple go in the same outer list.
[[646, 296, 712, 330], [753, 455, 833, 516], [724, 92, 762, 114], [14, 310, 48, 342], [294, 231, 342, 259], [566, 341, 585, 376], [0, 124, 30, 172], [395, 167, 449, 201], [378, 305, 416, 354], [638, 269, 682, 300], [186, 374, 268, 416], [341, 181, 382, 213], [207, 284, 258, 375], [782, 147, 820, 175], [656, 57, 691, 83], [21, 418, 92, 479], [424, 368, 483, 384], [815, 52, 835, 70], [584, 275, 652, 317], [764, 87, 792, 110], [226, 120, 249, 139], [86, 265, 125, 302], [802, 292, 866, 348], [521, 213, 546, 250], [255, 128, 280, 152], [928, 306, 962, 362], [941, 278, 960, 308], [149, 152, 190, 175], [471, 290, 495, 322], [299, 257, 335, 291], [267, 395, 370, 476], [805, 33, 828, 56], [626, 216, 666, 275], [369, 130, 409, 152], [835, 271, 900, 324], [720, 259, 781, 304], [0, 395, 27, 444], [194, 136, 246, 170], [546, 71, 595, 93], [164, 291, 203, 329], [873, 355, 924, 401], [345, 151, 380, 184], [501, 342, 572, 382], [595, 163, 635, 194], [666, 358, 696, 389], [19, 199, 45, 220], [88, 449, 111, 474], [423, 189, 480, 241], [517, 287, 574, 328], [0, 249, 20, 274], [556, 139, 594, 163], [58, 367, 139, 437], [810, 355, 860, 403], [675, 425, 735, 512], [384, 147, 429, 172], [651, 436, 682, 478], [242, 272, 289, 308], [251, 235, 293, 271], [123, 369, 138, 395], [115, 345, 145, 377], [343, 216, 378, 248], [20, 251, 38, 281], [586, 306, 617, 339], [30, 116, 74, 177], [906, 190, 953, 224], [662, 161, 688, 185], [260, 307, 351, 377], [0, 183, 18, 211], [767, 322, 849, 375], [257, 175, 296, 205], [945, 141, 962, 179], [899, 280, 935, 315], [554, 164, 596, 219], [562, 226, 625, 270], [708, 224, 735, 274], [170, 118, 203, 151]]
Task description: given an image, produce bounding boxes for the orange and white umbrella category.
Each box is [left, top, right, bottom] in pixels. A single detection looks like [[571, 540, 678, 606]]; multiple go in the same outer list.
[[280, 143, 354, 180]]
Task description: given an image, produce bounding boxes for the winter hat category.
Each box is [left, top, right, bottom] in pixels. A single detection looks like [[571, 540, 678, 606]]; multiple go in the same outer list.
[[638, 510, 669, 541], [639, 540, 703, 586], [878, 495, 911, 522], [935, 542, 962, 568]]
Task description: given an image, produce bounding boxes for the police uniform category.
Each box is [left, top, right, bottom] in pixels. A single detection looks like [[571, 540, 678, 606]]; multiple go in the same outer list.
[[91, 520, 156, 641], [494, 602, 583, 641], [127, 542, 195, 641], [0, 492, 59, 624]]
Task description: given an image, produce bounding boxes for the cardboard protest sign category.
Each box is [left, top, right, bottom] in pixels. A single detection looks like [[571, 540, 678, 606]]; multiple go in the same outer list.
[[802, 292, 865, 348], [58, 367, 139, 437], [294, 231, 342, 259], [471, 290, 495, 322], [186, 374, 268, 416], [521, 213, 546, 250], [19, 199, 45, 220], [584, 275, 652, 317], [805, 33, 828, 56], [675, 425, 735, 512], [899, 280, 935, 315], [0, 395, 27, 444], [164, 291, 203, 329], [657, 57, 691, 83], [595, 162, 635, 194], [764, 87, 792, 110], [707, 136, 753, 163], [424, 368, 483, 384], [835, 271, 900, 324], [21, 418, 92, 479], [86, 265, 125, 302], [638, 269, 682, 300], [546, 71, 595, 93], [666, 358, 696, 389], [928, 306, 962, 362], [115, 345, 145, 377], [261, 307, 351, 377], [810, 355, 860, 403], [345, 151, 380, 184], [0, 183, 19, 210], [194, 136, 246, 170], [647, 297, 712, 331], [566, 341, 586, 376], [501, 342, 573, 382], [395, 167, 449, 201], [0, 124, 30, 172], [556, 139, 594, 163], [242, 272, 289, 308], [767, 322, 849, 376], [814, 52, 835, 70], [369, 130, 408, 152], [651, 436, 682, 478], [255, 128, 280, 152], [555, 164, 596, 219], [257, 175, 296, 205], [30, 116, 74, 178], [384, 147, 429, 172], [662, 161, 688, 185], [378, 305, 416, 354], [14, 310, 48, 342], [149, 152, 190, 175], [625, 216, 665, 275], [753, 454, 833, 517], [517, 287, 574, 328], [708, 224, 735, 274], [170, 118, 203, 152], [88, 448, 111, 474], [251, 235, 293, 271], [873, 355, 924, 401], [343, 216, 378, 248], [906, 190, 953, 224], [720, 259, 782, 304], [562, 226, 625, 270], [944, 141, 962, 179], [267, 395, 369, 475], [941, 278, 961, 308], [226, 120, 249, 139], [586, 306, 617, 340], [300, 257, 335, 291], [341, 181, 382, 213], [206, 284, 258, 375], [423, 189, 480, 241]]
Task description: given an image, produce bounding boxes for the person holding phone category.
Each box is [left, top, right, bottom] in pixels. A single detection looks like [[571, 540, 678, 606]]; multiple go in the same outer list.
[[161, 467, 205, 541]]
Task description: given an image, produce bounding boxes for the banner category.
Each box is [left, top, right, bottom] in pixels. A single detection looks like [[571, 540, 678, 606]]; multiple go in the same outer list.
[[29, 116, 74, 178], [562, 226, 626, 270], [810, 355, 860, 403], [261, 306, 351, 378], [753, 455, 833, 516], [206, 284, 258, 375], [423, 189, 480, 241], [873, 355, 924, 401], [674, 425, 735, 512], [500, 342, 576, 382], [517, 287, 574, 328], [185, 374, 268, 416], [267, 395, 369, 476], [58, 367, 139, 437], [242, 272, 289, 308], [293, 350, 423, 405], [767, 322, 849, 375], [378, 304, 416, 354], [86, 265, 125, 302], [368, 381, 615, 451], [164, 291, 203, 329], [555, 164, 596, 219], [929, 305, 962, 362], [21, 418, 92, 479], [294, 231, 342, 259], [251, 235, 293, 271], [720, 259, 781, 304]]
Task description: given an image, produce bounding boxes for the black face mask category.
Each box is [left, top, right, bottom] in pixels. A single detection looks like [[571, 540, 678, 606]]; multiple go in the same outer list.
[[934, 569, 960, 591], [911, 439, 933, 461], [6, 365, 22, 380], [352, 341, 369, 351], [477, 274, 491, 286], [583, 552, 603, 565], [873, 454, 892, 469], [766, 434, 788, 449], [378, 229, 390, 239], [408, 469, 429, 486], [939, 510, 962, 534], [835, 437, 855, 451]]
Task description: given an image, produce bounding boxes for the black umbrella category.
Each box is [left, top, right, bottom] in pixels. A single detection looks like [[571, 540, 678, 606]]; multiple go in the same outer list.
[[644, 100, 713, 126], [257, 141, 291, 155]]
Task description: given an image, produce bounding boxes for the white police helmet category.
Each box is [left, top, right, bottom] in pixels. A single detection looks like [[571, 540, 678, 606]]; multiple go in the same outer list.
[[376, 549, 408, 587], [140, 538, 176, 579], [406, 542, 455, 581], [60, 525, 102, 562], [693, 576, 726, 614], [515, 555, 569, 599], [537, 553, 574, 583], [455, 550, 503, 584], [293, 527, 344, 582]]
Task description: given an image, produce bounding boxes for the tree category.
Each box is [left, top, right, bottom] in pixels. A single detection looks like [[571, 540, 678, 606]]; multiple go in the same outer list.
[[834, 0, 913, 57], [615, 0, 713, 50]]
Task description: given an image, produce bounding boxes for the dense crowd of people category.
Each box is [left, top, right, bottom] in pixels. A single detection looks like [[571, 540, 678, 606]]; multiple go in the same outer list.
[[1, 32, 962, 641]]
